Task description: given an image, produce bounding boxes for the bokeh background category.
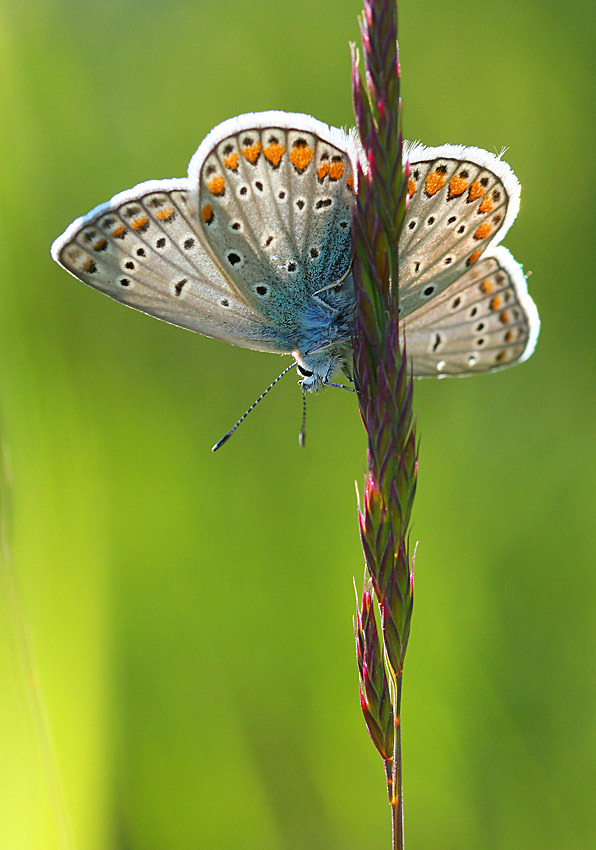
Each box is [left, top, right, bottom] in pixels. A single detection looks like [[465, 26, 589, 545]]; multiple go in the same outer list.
[[1, 0, 595, 848]]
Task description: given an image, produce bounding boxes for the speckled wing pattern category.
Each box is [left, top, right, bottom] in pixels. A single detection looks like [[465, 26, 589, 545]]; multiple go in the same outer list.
[[51, 112, 359, 357], [51, 113, 538, 378], [50, 178, 284, 352], [188, 112, 357, 338], [404, 246, 538, 375], [400, 144, 539, 374]]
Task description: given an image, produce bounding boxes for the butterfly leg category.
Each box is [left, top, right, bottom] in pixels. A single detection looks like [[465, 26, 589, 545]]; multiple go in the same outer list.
[[323, 381, 357, 392], [311, 293, 339, 313], [322, 360, 357, 392], [311, 268, 353, 312], [304, 334, 353, 356]]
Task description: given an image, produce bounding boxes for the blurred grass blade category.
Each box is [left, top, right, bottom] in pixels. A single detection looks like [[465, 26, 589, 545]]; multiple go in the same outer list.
[[0, 431, 75, 850]]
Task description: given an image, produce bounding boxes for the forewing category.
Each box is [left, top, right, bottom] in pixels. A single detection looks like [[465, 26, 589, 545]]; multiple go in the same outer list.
[[404, 247, 540, 376], [51, 179, 285, 352], [188, 112, 357, 330], [398, 144, 521, 320]]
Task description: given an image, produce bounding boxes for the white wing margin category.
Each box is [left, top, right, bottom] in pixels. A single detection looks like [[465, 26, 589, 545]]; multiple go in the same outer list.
[[404, 246, 540, 376], [51, 178, 285, 352]]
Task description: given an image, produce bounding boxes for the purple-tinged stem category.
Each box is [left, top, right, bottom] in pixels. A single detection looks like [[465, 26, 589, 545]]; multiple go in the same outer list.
[[352, 1, 416, 848]]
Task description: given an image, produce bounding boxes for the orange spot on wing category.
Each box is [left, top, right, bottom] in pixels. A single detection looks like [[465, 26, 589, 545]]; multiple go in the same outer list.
[[480, 279, 493, 294], [467, 249, 482, 266], [111, 224, 126, 238], [156, 208, 175, 222], [93, 239, 107, 252], [223, 152, 239, 171], [478, 195, 494, 213], [208, 176, 226, 196], [499, 310, 511, 324], [504, 330, 513, 342], [83, 258, 96, 273], [264, 142, 284, 167], [495, 351, 507, 363], [468, 181, 484, 202], [448, 175, 468, 198], [131, 216, 149, 230], [201, 203, 214, 224], [329, 159, 345, 180], [408, 178, 416, 197], [490, 295, 502, 311], [473, 222, 492, 240], [346, 173, 354, 191], [317, 162, 330, 180], [241, 142, 262, 164], [425, 170, 446, 196], [290, 143, 314, 172]]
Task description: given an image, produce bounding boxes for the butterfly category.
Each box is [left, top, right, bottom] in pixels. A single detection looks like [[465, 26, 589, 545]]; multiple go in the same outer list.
[[51, 111, 539, 397]]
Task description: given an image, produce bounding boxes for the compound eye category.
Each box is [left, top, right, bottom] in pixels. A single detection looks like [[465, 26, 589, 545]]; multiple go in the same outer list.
[[297, 365, 314, 377]]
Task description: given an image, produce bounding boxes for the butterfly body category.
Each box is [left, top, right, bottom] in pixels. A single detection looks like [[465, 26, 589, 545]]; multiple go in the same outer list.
[[51, 112, 539, 390]]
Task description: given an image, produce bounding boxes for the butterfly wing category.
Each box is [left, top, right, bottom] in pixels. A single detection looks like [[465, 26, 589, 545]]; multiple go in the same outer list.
[[51, 178, 286, 352], [52, 118, 539, 377], [398, 143, 538, 374], [403, 246, 539, 376], [187, 112, 358, 333], [398, 144, 521, 319]]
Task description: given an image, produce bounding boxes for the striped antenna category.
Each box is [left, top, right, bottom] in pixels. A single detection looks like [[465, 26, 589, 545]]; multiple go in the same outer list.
[[212, 362, 296, 452], [298, 389, 307, 448]]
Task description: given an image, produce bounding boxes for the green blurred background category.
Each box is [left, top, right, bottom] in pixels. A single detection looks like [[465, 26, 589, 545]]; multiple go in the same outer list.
[[1, 0, 595, 847]]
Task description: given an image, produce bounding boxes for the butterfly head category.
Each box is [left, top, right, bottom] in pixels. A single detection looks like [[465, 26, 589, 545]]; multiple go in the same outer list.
[[295, 360, 320, 392], [293, 344, 353, 393]]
